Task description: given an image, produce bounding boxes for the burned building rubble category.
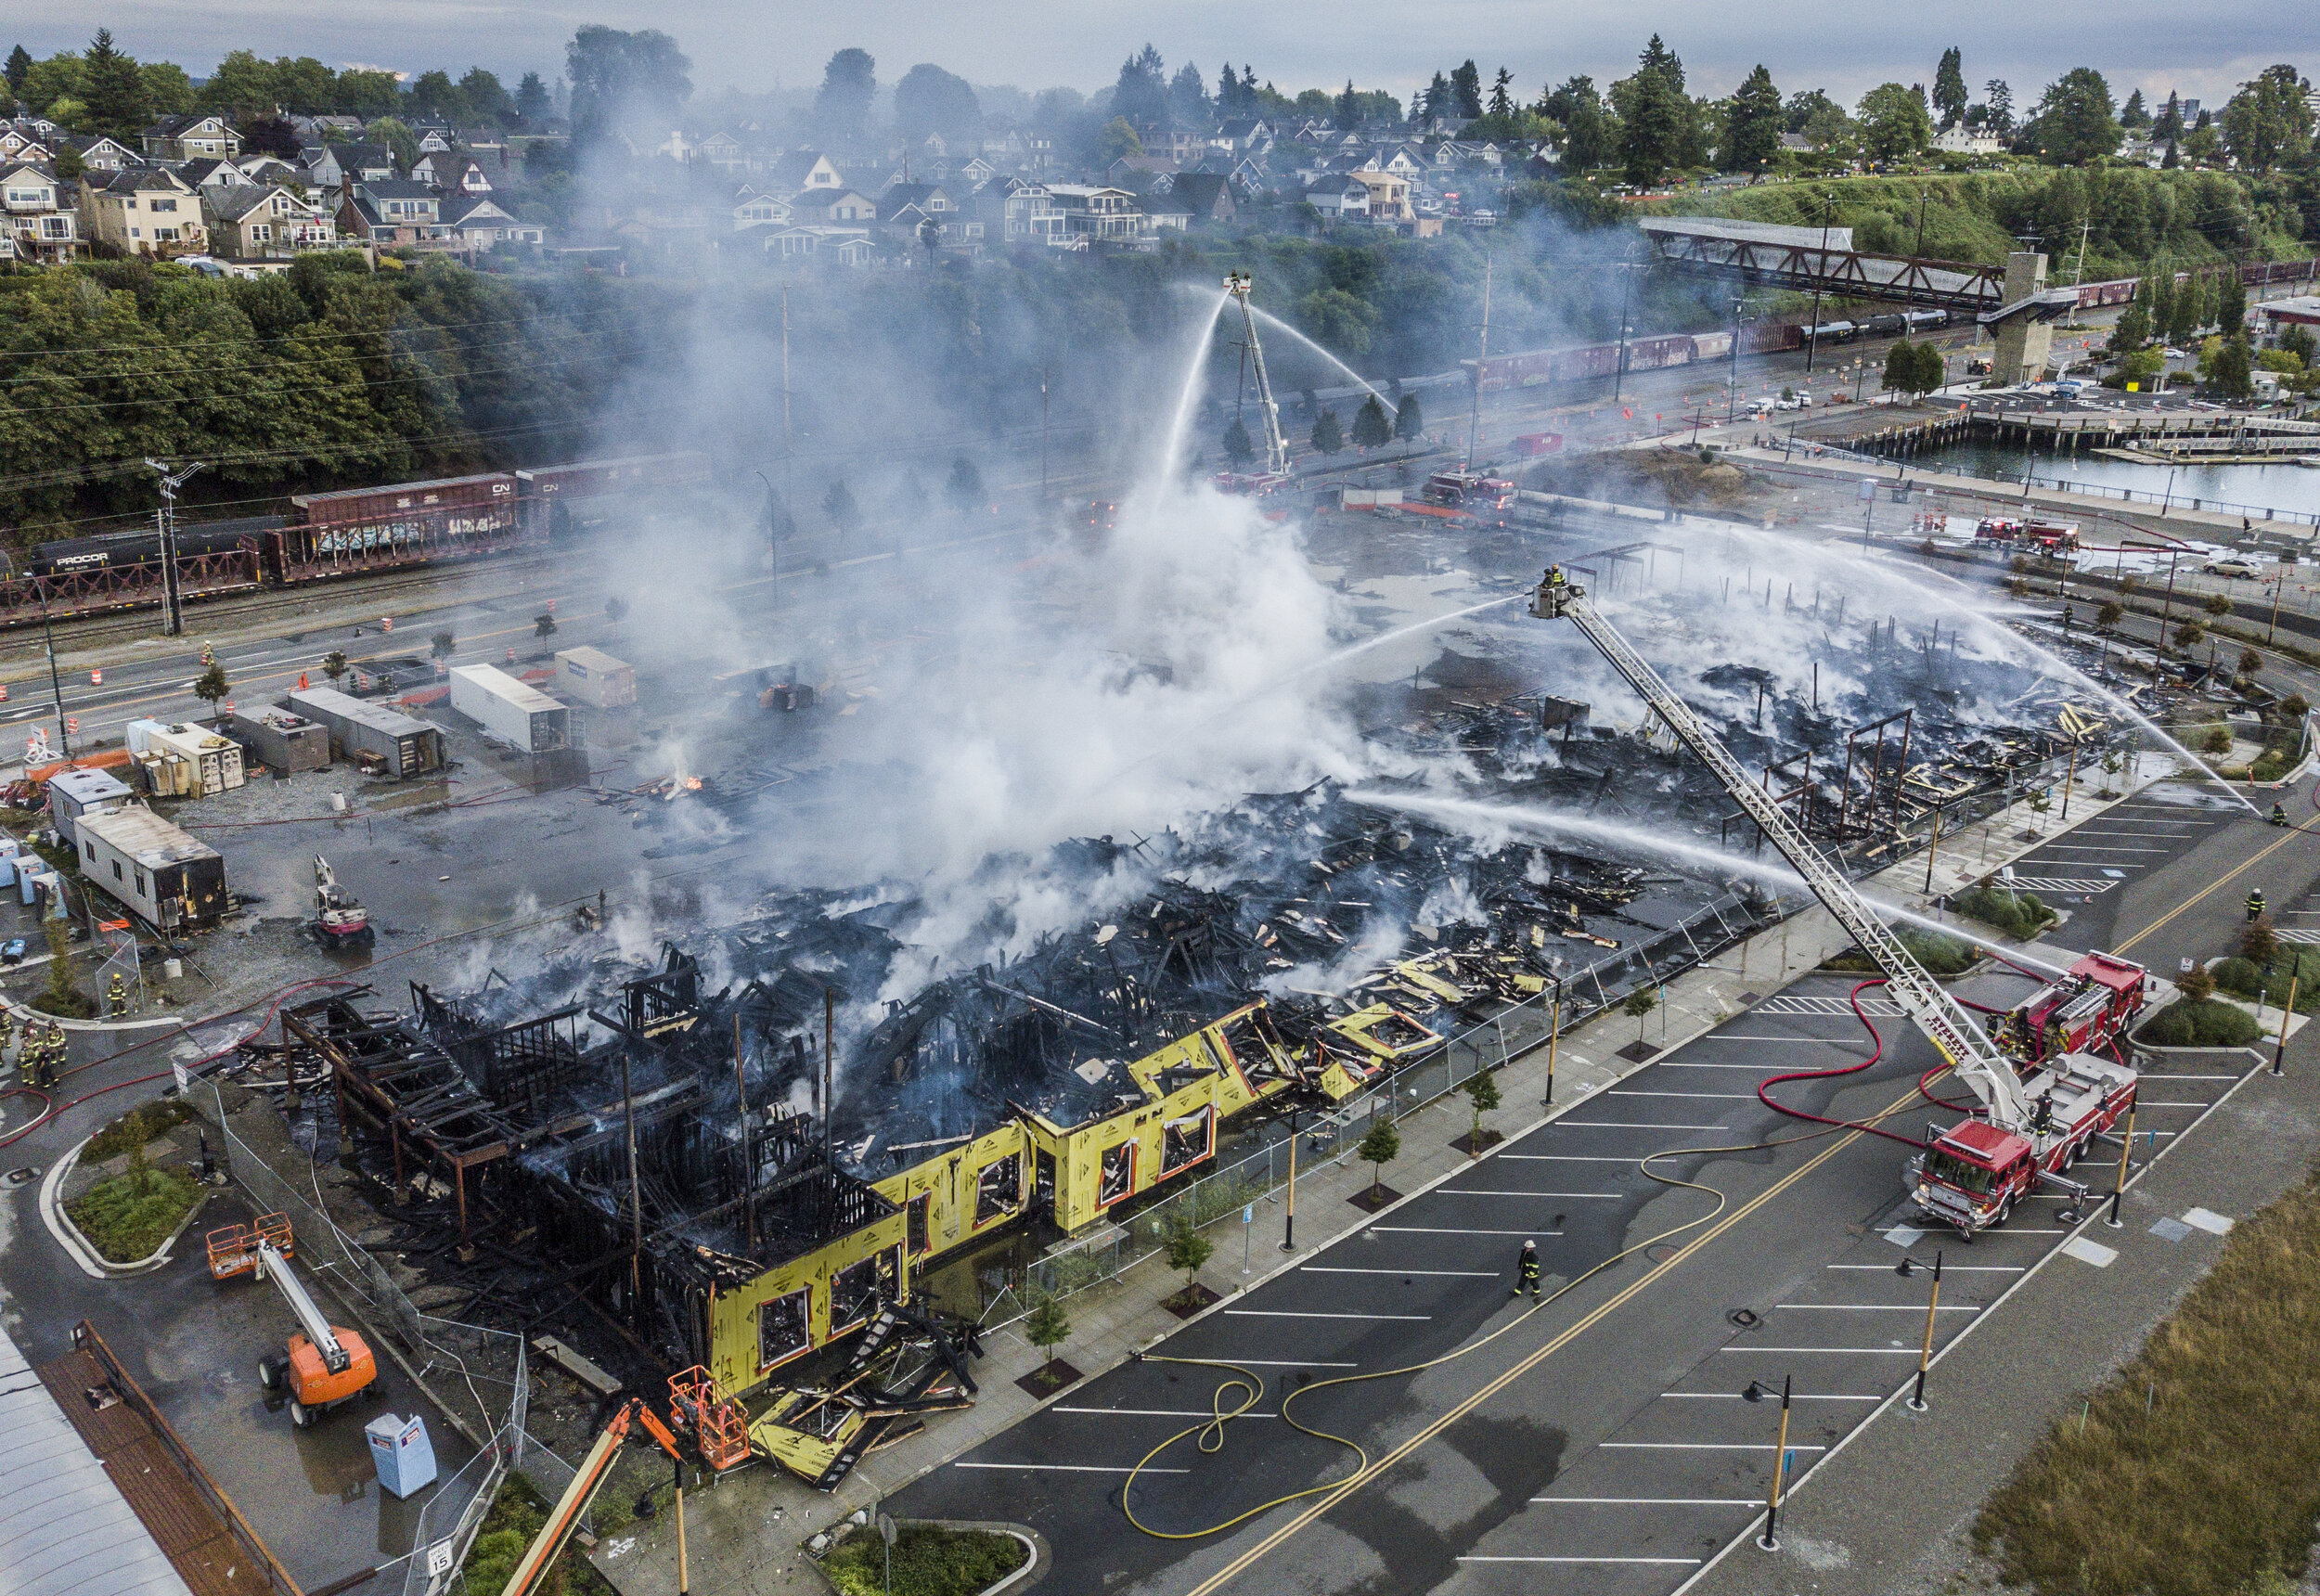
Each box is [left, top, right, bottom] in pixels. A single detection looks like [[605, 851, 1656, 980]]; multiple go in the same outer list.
[[224, 603, 2146, 1489]]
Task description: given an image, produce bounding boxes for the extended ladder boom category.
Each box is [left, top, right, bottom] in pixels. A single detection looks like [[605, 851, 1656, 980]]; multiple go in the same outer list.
[[1224, 272, 1291, 477], [256, 1240, 351, 1371], [1529, 573, 2032, 1127]]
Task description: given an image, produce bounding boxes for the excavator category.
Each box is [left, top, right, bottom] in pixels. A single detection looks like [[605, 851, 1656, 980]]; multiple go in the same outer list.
[[313, 855, 372, 948], [245, 1238, 380, 1427], [1529, 567, 2144, 1237]]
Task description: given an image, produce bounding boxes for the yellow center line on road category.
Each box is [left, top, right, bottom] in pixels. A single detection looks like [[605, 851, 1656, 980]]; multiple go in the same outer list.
[[2114, 823, 2308, 955], [1182, 1085, 1926, 1596]]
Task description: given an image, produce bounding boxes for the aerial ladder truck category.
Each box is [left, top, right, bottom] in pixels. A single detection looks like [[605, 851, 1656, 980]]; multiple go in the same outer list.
[[247, 1238, 380, 1426], [1217, 271, 1293, 495], [1528, 569, 2143, 1236]]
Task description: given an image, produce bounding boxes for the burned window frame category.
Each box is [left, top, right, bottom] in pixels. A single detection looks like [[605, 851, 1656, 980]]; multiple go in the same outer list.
[[974, 1152, 1024, 1226], [756, 1285, 813, 1372], [1097, 1139, 1138, 1208], [829, 1245, 900, 1334], [906, 1191, 932, 1256], [1159, 1106, 1215, 1179]]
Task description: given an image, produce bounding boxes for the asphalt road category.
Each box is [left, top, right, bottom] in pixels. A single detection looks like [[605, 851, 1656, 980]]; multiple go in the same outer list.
[[883, 776, 2306, 1596]]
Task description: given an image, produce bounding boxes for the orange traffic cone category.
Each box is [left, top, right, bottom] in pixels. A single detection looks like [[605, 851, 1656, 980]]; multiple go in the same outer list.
[[297, 672, 310, 690]]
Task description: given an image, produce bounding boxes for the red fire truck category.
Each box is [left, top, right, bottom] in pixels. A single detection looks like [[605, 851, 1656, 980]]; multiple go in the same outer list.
[[1991, 951, 2148, 1068]]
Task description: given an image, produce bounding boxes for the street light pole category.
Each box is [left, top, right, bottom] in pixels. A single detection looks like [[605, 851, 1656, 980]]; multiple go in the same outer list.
[[1745, 1375, 1793, 1551], [1727, 298, 1744, 423], [1898, 1250, 1944, 1409], [144, 457, 205, 637], [1465, 250, 1494, 469], [36, 577, 69, 760], [1805, 193, 1836, 375], [1612, 252, 1637, 403]]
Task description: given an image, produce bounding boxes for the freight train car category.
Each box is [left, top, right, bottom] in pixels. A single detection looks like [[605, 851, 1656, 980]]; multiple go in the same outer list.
[[23, 515, 284, 580], [1464, 322, 1809, 394]]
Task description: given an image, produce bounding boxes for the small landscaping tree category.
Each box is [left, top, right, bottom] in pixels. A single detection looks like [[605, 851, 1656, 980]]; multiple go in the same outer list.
[[2174, 621, 2205, 652], [2201, 725, 2232, 755], [2244, 914, 2280, 968], [2238, 646, 2264, 679], [1310, 408, 1344, 454], [430, 629, 456, 661], [2177, 962, 2215, 1003], [605, 596, 628, 628], [2283, 693, 2311, 721], [822, 479, 859, 537], [1025, 1292, 1071, 1366], [1350, 393, 1392, 449], [2027, 786, 2053, 832], [1463, 1066, 1501, 1154], [1164, 1213, 1214, 1305], [39, 915, 91, 1018], [2204, 592, 2232, 617], [1395, 392, 1424, 441], [2096, 600, 2123, 629], [533, 611, 557, 640], [1623, 986, 1657, 1044], [322, 649, 348, 687], [2099, 748, 2125, 794], [190, 660, 230, 722], [1356, 1116, 1400, 1200], [946, 456, 985, 513]]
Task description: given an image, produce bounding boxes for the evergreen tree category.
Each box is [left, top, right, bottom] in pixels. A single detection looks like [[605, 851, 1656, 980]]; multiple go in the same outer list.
[[1932, 46, 1967, 128], [2148, 269, 2177, 344], [822, 479, 859, 534], [2120, 87, 2149, 129], [2161, 140, 2180, 168], [1169, 61, 1209, 124], [1488, 67, 1514, 119], [1309, 408, 1343, 453], [2216, 271, 2248, 337], [1335, 79, 1360, 129], [82, 29, 147, 141], [515, 71, 550, 121], [2154, 91, 2185, 142], [1615, 35, 1692, 187], [1450, 59, 1483, 118], [1222, 417, 1254, 466], [192, 660, 231, 722], [1217, 62, 1239, 115], [2110, 277, 2153, 351], [1350, 393, 1391, 448], [1723, 64, 1783, 173], [2210, 335, 2252, 399], [5, 45, 32, 97], [1983, 79, 2015, 136], [1420, 70, 1450, 122], [1025, 1293, 1071, 1365], [1394, 392, 1424, 441], [2030, 67, 2120, 165], [1913, 341, 1948, 393]]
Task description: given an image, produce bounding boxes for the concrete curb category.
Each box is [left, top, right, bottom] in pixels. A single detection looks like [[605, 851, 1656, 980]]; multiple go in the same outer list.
[[39, 1131, 216, 1278], [1, 996, 186, 1034]]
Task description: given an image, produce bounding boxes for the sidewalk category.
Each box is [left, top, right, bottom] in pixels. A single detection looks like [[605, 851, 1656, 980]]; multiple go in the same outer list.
[[586, 770, 2168, 1596]]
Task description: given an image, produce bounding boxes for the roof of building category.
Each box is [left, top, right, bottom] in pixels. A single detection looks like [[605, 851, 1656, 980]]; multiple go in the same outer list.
[[0, 1321, 194, 1596], [357, 178, 440, 201], [442, 194, 516, 226], [452, 663, 564, 714], [203, 184, 280, 223], [74, 804, 218, 869], [47, 767, 134, 804], [285, 684, 442, 738]]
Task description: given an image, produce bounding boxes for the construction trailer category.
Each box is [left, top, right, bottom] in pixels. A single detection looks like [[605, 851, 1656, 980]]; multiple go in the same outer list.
[[552, 647, 637, 710], [139, 723, 246, 796], [450, 664, 572, 753], [73, 803, 227, 931], [45, 766, 133, 846], [227, 706, 331, 773], [283, 686, 445, 778]]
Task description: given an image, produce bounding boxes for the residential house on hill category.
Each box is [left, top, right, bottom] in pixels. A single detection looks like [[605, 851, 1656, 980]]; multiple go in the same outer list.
[[205, 183, 336, 260], [82, 166, 205, 255], [1302, 178, 1371, 221], [337, 177, 448, 249], [1, 162, 77, 262], [140, 114, 240, 161], [61, 134, 139, 173], [1166, 173, 1237, 226], [443, 194, 544, 251], [176, 157, 248, 194], [768, 150, 844, 194], [1045, 184, 1143, 245]]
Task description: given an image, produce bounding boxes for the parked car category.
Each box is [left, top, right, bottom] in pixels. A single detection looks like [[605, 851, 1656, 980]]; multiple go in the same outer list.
[[2, 938, 26, 965], [2203, 559, 2261, 578]]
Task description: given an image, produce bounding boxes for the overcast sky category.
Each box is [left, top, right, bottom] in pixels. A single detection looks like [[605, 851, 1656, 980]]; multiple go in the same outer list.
[[7, 0, 2313, 110]]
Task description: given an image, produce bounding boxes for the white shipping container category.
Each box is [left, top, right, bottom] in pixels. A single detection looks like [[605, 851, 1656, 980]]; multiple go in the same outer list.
[[552, 647, 637, 710], [449, 664, 571, 753]]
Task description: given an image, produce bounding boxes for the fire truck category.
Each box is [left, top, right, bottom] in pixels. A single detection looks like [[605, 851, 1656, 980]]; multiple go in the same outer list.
[[1974, 517, 2082, 554], [1423, 471, 1515, 509], [1528, 570, 2145, 1238]]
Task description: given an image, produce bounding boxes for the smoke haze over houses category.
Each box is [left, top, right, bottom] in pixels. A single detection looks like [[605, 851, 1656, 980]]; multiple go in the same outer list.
[[4, 0, 2311, 109]]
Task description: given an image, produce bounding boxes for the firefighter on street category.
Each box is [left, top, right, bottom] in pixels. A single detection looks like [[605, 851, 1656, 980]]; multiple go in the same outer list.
[[0, 1007, 17, 1062], [1513, 1238, 1542, 1300], [2250, 888, 2268, 922], [2274, 803, 2290, 827], [107, 972, 128, 1017]]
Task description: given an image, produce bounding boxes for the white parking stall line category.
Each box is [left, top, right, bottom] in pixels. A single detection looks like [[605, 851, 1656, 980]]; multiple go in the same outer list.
[[1531, 1496, 1761, 1505], [2134, 1101, 2212, 1108], [1774, 1303, 1979, 1312], [1498, 1154, 1646, 1162], [1221, 1310, 1433, 1320], [1052, 1407, 1279, 1419], [1460, 1556, 1705, 1565], [1302, 1267, 1502, 1277], [1661, 1391, 1881, 1401], [1602, 1442, 1828, 1451], [1555, 1121, 1730, 1131], [1369, 1228, 1566, 1238], [2033, 845, 2173, 854], [1437, 1191, 1626, 1199], [1211, 1359, 1360, 1368], [955, 1462, 1191, 1474]]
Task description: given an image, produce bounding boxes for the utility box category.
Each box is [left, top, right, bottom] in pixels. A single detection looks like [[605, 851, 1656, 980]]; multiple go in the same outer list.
[[552, 647, 636, 710], [226, 706, 331, 773], [72, 804, 227, 932], [141, 724, 245, 796], [366, 1412, 438, 1499], [285, 687, 446, 779], [46, 767, 133, 847], [450, 664, 571, 753]]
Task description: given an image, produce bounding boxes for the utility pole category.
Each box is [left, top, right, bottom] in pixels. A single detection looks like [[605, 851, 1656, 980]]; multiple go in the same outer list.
[[1806, 193, 1836, 374], [1726, 298, 1745, 423], [780, 287, 794, 508], [1038, 366, 1050, 514], [145, 457, 205, 637], [1465, 250, 1493, 469], [1612, 250, 1636, 402], [1909, 187, 1931, 310], [36, 577, 69, 760]]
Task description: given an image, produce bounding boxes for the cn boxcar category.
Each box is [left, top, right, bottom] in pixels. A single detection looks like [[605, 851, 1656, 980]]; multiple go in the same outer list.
[[514, 452, 713, 502], [288, 472, 518, 528]]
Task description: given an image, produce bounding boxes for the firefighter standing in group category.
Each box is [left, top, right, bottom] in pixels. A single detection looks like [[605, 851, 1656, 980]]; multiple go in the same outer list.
[[1512, 1238, 1542, 1301]]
